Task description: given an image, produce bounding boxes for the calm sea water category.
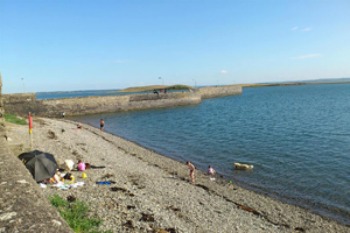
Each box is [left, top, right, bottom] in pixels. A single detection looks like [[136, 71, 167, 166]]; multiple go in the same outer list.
[[67, 84, 350, 225], [37, 89, 127, 99]]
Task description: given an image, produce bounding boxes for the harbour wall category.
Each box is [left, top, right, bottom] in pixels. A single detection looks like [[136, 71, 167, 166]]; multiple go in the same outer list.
[[0, 74, 5, 138], [197, 85, 243, 99], [3, 85, 242, 117]]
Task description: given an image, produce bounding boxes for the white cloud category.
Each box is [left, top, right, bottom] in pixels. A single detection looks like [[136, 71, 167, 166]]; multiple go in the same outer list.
[[220, 69, 228, 75], [291, 26, 299, 31], [291, 53, 322, 60], [301, 27, 312, 32]]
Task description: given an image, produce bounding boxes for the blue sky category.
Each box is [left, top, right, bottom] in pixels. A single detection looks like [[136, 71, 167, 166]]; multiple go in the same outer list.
[[1, 0, 350, 93]]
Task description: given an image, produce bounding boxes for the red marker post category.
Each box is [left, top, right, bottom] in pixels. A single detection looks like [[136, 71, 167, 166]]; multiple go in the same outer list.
[[28, 112, 33, 134]]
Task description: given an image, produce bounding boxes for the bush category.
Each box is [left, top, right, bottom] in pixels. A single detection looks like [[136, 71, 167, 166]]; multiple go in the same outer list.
[[49, 195, 111, 233]]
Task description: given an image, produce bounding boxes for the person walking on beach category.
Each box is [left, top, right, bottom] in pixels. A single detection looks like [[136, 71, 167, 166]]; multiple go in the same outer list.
[[186, 161, 196, 184], [100, 119, 105, 131]]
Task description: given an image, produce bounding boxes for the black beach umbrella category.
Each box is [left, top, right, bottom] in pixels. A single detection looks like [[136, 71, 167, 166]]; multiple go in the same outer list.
[[18, 150, 58, 182]]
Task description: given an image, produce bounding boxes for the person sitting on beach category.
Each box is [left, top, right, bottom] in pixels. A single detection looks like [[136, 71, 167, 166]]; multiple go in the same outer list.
[[63, 159, 75, 171], [44, 171, 62, 184], [100, 119, 105, 131], [77, 160, 86, 171], [186, 161, 196, 184], [208, 165, 216, 176]]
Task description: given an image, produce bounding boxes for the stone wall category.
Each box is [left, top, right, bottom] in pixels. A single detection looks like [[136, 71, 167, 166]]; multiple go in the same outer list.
[[0, 137, 73, 233], [197, 85, 242, 99], [0, 73, 4, 119], [2, 93, 38, 117], [3, 92, 203, 117], [0, 74, 5, 138], [127, 92, 202, 111], [41, 95, 130, 117], [39, 92, 202, 117], [3, 85, 242, 117], [0, 75, 73, 232]]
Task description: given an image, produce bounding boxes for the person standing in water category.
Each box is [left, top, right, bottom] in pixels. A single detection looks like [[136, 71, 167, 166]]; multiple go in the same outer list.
[[208, 165, 216, 181], [208, 165, 216, 176], [186, 161, 196, 184], [100, 119, 105, 131]]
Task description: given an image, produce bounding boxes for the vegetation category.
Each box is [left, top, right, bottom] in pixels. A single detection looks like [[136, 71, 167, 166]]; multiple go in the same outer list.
[[4, 113, 27, 125], [121, 84, 193, 92], [167, 84, 193, 90], [121, 85, 166, 92], [49, 195, 111, 233]]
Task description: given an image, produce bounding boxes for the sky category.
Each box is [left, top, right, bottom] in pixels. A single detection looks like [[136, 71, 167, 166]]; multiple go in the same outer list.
[[1, 0, 350, 93]]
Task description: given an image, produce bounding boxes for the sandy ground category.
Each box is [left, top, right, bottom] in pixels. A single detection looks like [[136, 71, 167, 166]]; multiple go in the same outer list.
[[6, 117, 349, 233]]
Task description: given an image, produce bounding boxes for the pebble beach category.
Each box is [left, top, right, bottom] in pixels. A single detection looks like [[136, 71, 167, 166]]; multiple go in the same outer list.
[[7, 117, 350, 233]]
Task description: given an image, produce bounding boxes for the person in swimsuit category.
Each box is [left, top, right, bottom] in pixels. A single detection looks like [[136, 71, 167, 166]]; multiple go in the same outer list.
[[77, 160, 86, 171], [186, 161, 196, 184], [208, 165, 216, 176], [100, 119, 105, 131], [208, 165, 216, 181]]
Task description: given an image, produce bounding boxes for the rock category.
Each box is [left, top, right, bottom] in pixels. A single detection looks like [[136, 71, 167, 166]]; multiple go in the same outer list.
[[16, 180, 29, 184], [51, 219, 62, 226], [0, 212, 17, 221]]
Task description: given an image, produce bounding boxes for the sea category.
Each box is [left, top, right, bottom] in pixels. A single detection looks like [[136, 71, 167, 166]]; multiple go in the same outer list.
[[37, 83, 350, 225]]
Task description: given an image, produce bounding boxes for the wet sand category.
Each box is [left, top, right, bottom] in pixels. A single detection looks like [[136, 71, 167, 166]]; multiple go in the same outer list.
[[7, 117, 349, 232]]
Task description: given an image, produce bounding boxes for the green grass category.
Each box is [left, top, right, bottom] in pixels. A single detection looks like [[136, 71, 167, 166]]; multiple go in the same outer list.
[[121, 84, 193, 92], [49, 195, 111, 233], [4, 113, 27, 125], [167, 84, 193, 90]]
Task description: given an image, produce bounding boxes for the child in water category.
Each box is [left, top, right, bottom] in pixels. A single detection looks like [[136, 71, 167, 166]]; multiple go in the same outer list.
[[100, 119, 105, 131], [208, 165, 216, 176], [208, 165, 216, 181]]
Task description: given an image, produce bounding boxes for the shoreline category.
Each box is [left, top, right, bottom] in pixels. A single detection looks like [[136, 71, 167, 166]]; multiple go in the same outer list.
[[81, 120, 350, 227], [7, 117, 349, 232]]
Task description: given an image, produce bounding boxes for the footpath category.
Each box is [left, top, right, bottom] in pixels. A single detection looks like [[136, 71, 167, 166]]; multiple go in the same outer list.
[[0, 126, 72, 233]]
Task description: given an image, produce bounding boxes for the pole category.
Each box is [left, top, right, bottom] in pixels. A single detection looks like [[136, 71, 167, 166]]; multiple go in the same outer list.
[[159, 77, 164, 85], [192, 79, 197, 88], [21, 78, 25, 93]]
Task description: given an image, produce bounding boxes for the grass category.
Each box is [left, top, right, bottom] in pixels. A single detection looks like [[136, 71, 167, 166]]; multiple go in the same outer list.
[[167, 84, 193, 90], [4, 113, 27, 125], [49, 195, 111, 233]]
